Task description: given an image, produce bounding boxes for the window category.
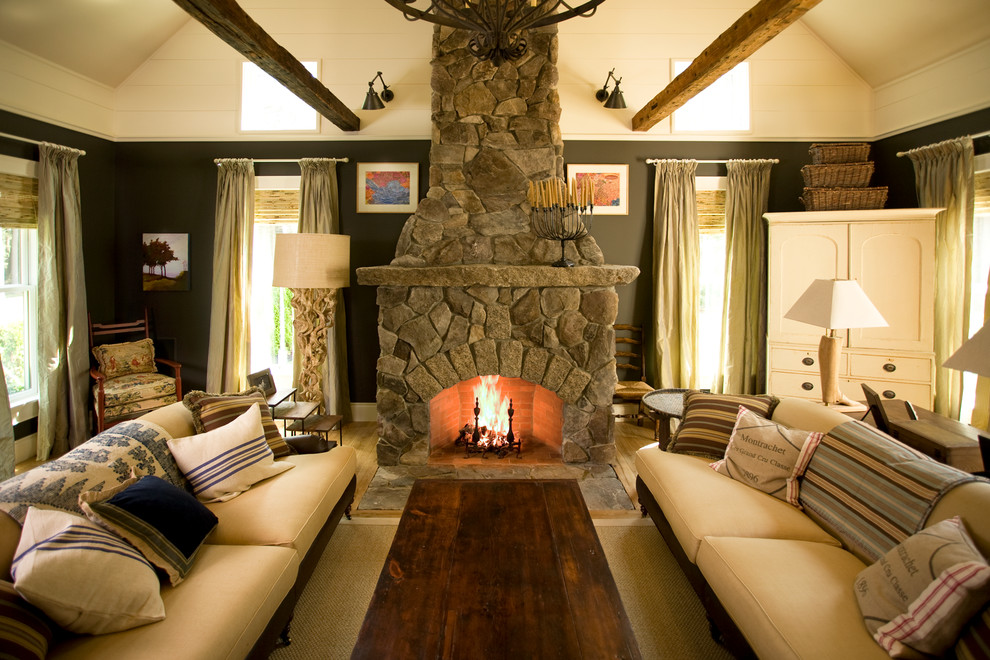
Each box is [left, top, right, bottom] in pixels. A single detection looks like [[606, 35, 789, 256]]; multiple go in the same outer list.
[[960, 162, 990, 424], [240, 61, 319, 132], [672, 61, 750, 132], [251, 178, 300, 390], [0, 162, 39, 404], [696, 177, 727, 390]]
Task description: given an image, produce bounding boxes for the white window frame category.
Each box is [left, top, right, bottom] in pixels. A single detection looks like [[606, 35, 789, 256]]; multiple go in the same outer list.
[[671, 60, 751, 134], [239, 61, 321, 133], [0, 155, 39, 417]]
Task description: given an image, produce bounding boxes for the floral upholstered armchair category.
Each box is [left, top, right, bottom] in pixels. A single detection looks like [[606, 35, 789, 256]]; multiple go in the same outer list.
[[88, 312, 182, 433]]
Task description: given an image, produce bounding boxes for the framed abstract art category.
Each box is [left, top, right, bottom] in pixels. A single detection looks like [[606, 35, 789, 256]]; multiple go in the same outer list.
[[565, 164, 629, 215], [357, 162, 418, 213]]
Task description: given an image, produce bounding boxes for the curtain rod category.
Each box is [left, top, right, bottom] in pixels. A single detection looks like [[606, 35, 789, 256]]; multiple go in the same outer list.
[[645, 158, 779, 165], [895, 130, 990, 158], [0, 131, 86, 156], [214, 157, 349, 165]]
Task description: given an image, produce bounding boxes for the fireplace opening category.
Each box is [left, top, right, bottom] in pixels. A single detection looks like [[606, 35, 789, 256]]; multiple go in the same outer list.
[[429, 376, 564, 465]]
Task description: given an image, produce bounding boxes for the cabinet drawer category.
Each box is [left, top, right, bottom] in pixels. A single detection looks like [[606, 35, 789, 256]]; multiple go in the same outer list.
[[839, 378, 933, 408], [848, 354, 933, 382], [769, 370, 822, 400], [770, 346, 847, 376]]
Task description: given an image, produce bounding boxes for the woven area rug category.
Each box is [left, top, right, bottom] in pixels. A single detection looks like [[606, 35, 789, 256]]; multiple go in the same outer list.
[[270, 517, 733, 660]]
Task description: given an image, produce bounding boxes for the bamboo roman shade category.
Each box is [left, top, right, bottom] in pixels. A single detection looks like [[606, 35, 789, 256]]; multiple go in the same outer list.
[[975, 169, 990, 215], [254, 188, 300, 223], [0, 172, 38, 228]]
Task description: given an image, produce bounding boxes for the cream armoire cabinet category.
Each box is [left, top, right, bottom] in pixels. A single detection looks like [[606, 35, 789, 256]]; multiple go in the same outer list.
[[765, 208, 941, 408]]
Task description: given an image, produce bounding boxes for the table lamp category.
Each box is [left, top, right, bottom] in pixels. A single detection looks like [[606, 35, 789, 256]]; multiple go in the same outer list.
[[943, 321, 990, 470], [784, 279, 887, 406], [272, 233, 350, 405]]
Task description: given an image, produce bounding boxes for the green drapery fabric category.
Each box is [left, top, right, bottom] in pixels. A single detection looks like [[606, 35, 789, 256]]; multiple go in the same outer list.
[[207, 159, 255, 393], [906, 137, 975, 418], [296, 158, 351, 421], [972, 266, 990, 431], [652, 160, 699, 389], [716, 159, 775, 395], [37, 143, 89, 458], [0, 354, 13, 480]]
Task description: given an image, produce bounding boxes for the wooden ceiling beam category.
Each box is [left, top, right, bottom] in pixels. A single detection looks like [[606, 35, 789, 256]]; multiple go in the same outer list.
[[171, 0, 360, 132], [631, 0, 822, 132]]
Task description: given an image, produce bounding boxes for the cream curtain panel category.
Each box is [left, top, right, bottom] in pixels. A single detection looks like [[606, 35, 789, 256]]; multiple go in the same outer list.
[[0, 355, 13, 480], [207, 159, 255, 393], [652, 160, 699, 389], [716, 159, 775, 395], [37, 143, 89, 458], [974, 266, 990, 431], [296, 158, 351, 420], [905, 137, 975, 418]]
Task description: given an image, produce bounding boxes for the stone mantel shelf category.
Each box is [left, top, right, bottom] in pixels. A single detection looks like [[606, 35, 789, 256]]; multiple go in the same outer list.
[[356, 264, 640, 288]]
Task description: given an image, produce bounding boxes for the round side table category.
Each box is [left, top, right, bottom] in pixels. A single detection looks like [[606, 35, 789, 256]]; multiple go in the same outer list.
[[642, 388, 689, 450]]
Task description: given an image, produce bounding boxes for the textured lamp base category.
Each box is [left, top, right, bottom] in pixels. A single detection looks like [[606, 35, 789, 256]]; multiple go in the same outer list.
[[290, 287, 338, 405], [818, 334, 859, 406]]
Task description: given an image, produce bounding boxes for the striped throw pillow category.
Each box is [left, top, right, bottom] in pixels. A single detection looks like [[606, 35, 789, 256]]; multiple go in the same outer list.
[[80, 475, 218, 586], [855, 516, 990, 657], [168, 403, 294, 502], [0, 581, 51, 660], [184, 387, 291, 457], [667, 391, 778, 459], [11, 507, 165, 635]]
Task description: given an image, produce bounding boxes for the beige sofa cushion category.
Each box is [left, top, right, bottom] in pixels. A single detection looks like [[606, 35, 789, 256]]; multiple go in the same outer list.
[[635, 443, 840, 562], [697, 536, 889, 660], [205, 446, 357, 555], [48, 544, 298, 660], [140, 401, 196, 439]]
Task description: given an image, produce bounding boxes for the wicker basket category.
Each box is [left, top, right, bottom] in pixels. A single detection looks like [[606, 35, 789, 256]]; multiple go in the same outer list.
[[801, 162, 873, 188], [809, 142, 871, 164], [800, 186, 888, 211]]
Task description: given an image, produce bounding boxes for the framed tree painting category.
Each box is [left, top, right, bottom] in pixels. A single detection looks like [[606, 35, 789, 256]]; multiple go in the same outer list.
[[566, 164, 629, 215], [357, 162, 418, 213], [142, 233, 189, 291]]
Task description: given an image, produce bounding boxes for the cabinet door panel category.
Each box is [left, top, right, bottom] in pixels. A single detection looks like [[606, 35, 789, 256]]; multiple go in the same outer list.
[[768, 223, 848, 345], [848, 222, 934, 352]]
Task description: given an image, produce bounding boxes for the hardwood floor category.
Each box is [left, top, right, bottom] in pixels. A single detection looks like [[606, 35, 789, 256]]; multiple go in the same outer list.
[[342, 418, 659, 516]]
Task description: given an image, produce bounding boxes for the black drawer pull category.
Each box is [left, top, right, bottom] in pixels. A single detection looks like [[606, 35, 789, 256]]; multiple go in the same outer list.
[[883, 390, 896, 399], [802, 357, 815, 366], [883, 362, 896, 372], [802, 382, 814, 391]]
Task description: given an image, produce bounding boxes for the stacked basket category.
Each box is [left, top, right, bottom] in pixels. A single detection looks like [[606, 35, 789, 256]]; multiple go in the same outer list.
[[800, 143, 887, 211]]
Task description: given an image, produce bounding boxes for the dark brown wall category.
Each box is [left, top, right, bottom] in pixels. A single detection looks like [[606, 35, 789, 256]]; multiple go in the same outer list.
[[2, 107, 987, 402]]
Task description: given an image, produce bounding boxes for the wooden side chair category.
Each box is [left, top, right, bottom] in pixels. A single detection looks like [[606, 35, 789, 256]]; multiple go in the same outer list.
[[88, 309, 182, 433], [613, 324, 654, 424]]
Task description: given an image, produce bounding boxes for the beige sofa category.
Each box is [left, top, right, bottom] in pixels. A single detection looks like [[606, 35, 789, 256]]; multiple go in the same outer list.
[[0, 401, 357, 660], [636, 397, 990, 659]]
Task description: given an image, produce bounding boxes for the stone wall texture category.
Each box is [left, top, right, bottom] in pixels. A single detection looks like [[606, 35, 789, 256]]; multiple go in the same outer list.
[[363, 25, 635, 466], [392, 25, 604, 268], [375, 284, 617, 466]]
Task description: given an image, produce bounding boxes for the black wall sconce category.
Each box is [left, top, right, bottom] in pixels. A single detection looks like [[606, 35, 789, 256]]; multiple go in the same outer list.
[[362, 72, 395, 110], [594, 68, 626, 109]]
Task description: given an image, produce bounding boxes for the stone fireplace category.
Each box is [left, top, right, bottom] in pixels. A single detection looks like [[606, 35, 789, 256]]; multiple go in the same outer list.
[[356, 25, 638, 467]]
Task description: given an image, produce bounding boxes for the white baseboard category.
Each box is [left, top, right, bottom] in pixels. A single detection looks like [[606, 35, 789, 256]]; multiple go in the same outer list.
[[14, 435, 36, 464], [350, 402, 377, 422]]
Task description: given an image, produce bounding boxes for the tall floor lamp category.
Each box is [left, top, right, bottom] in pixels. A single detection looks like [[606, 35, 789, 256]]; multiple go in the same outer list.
[[272, 233, 350, 405], [784, 279, 887, 406]]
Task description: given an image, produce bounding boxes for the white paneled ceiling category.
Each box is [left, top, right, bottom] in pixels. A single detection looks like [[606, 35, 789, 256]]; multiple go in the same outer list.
[[0, 0, 988, 95]]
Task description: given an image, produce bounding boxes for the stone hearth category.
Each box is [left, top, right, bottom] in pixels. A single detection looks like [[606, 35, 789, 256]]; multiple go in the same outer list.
[[356, 25, 638, 467]]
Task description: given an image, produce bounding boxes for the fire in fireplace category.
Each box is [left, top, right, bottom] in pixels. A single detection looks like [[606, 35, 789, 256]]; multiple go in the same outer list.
[[455, 376, 521, 458]]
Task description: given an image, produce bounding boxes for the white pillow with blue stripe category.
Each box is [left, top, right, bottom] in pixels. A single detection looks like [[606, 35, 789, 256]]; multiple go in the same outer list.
[[167, 402, 293, 502], [12, 507, 165, 634]]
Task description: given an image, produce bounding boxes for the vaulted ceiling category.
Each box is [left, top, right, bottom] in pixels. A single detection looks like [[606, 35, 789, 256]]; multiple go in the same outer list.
[[1, 0, 987, 92]]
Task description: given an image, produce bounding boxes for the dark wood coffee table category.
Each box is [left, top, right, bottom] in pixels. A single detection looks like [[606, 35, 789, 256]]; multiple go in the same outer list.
[[352, 479, 641, 659]]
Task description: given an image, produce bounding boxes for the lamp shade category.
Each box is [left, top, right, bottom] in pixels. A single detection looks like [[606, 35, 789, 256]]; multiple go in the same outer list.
[[272, 233, 350, 289], [943, 323, 990, 378], [784, 279, 888, 331]]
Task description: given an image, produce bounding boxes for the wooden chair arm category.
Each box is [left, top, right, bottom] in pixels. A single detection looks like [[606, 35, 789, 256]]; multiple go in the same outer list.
[[89, 367, 107, 383], [155, 357, 181, 371]]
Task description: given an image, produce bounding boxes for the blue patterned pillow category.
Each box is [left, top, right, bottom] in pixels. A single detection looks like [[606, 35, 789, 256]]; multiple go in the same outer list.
[[0, 419, 186, 524], [80, 475, 218, 585]]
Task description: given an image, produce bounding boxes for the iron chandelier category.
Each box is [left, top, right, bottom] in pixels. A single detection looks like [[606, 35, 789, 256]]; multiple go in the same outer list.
[[383, 0, 606, 65]]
